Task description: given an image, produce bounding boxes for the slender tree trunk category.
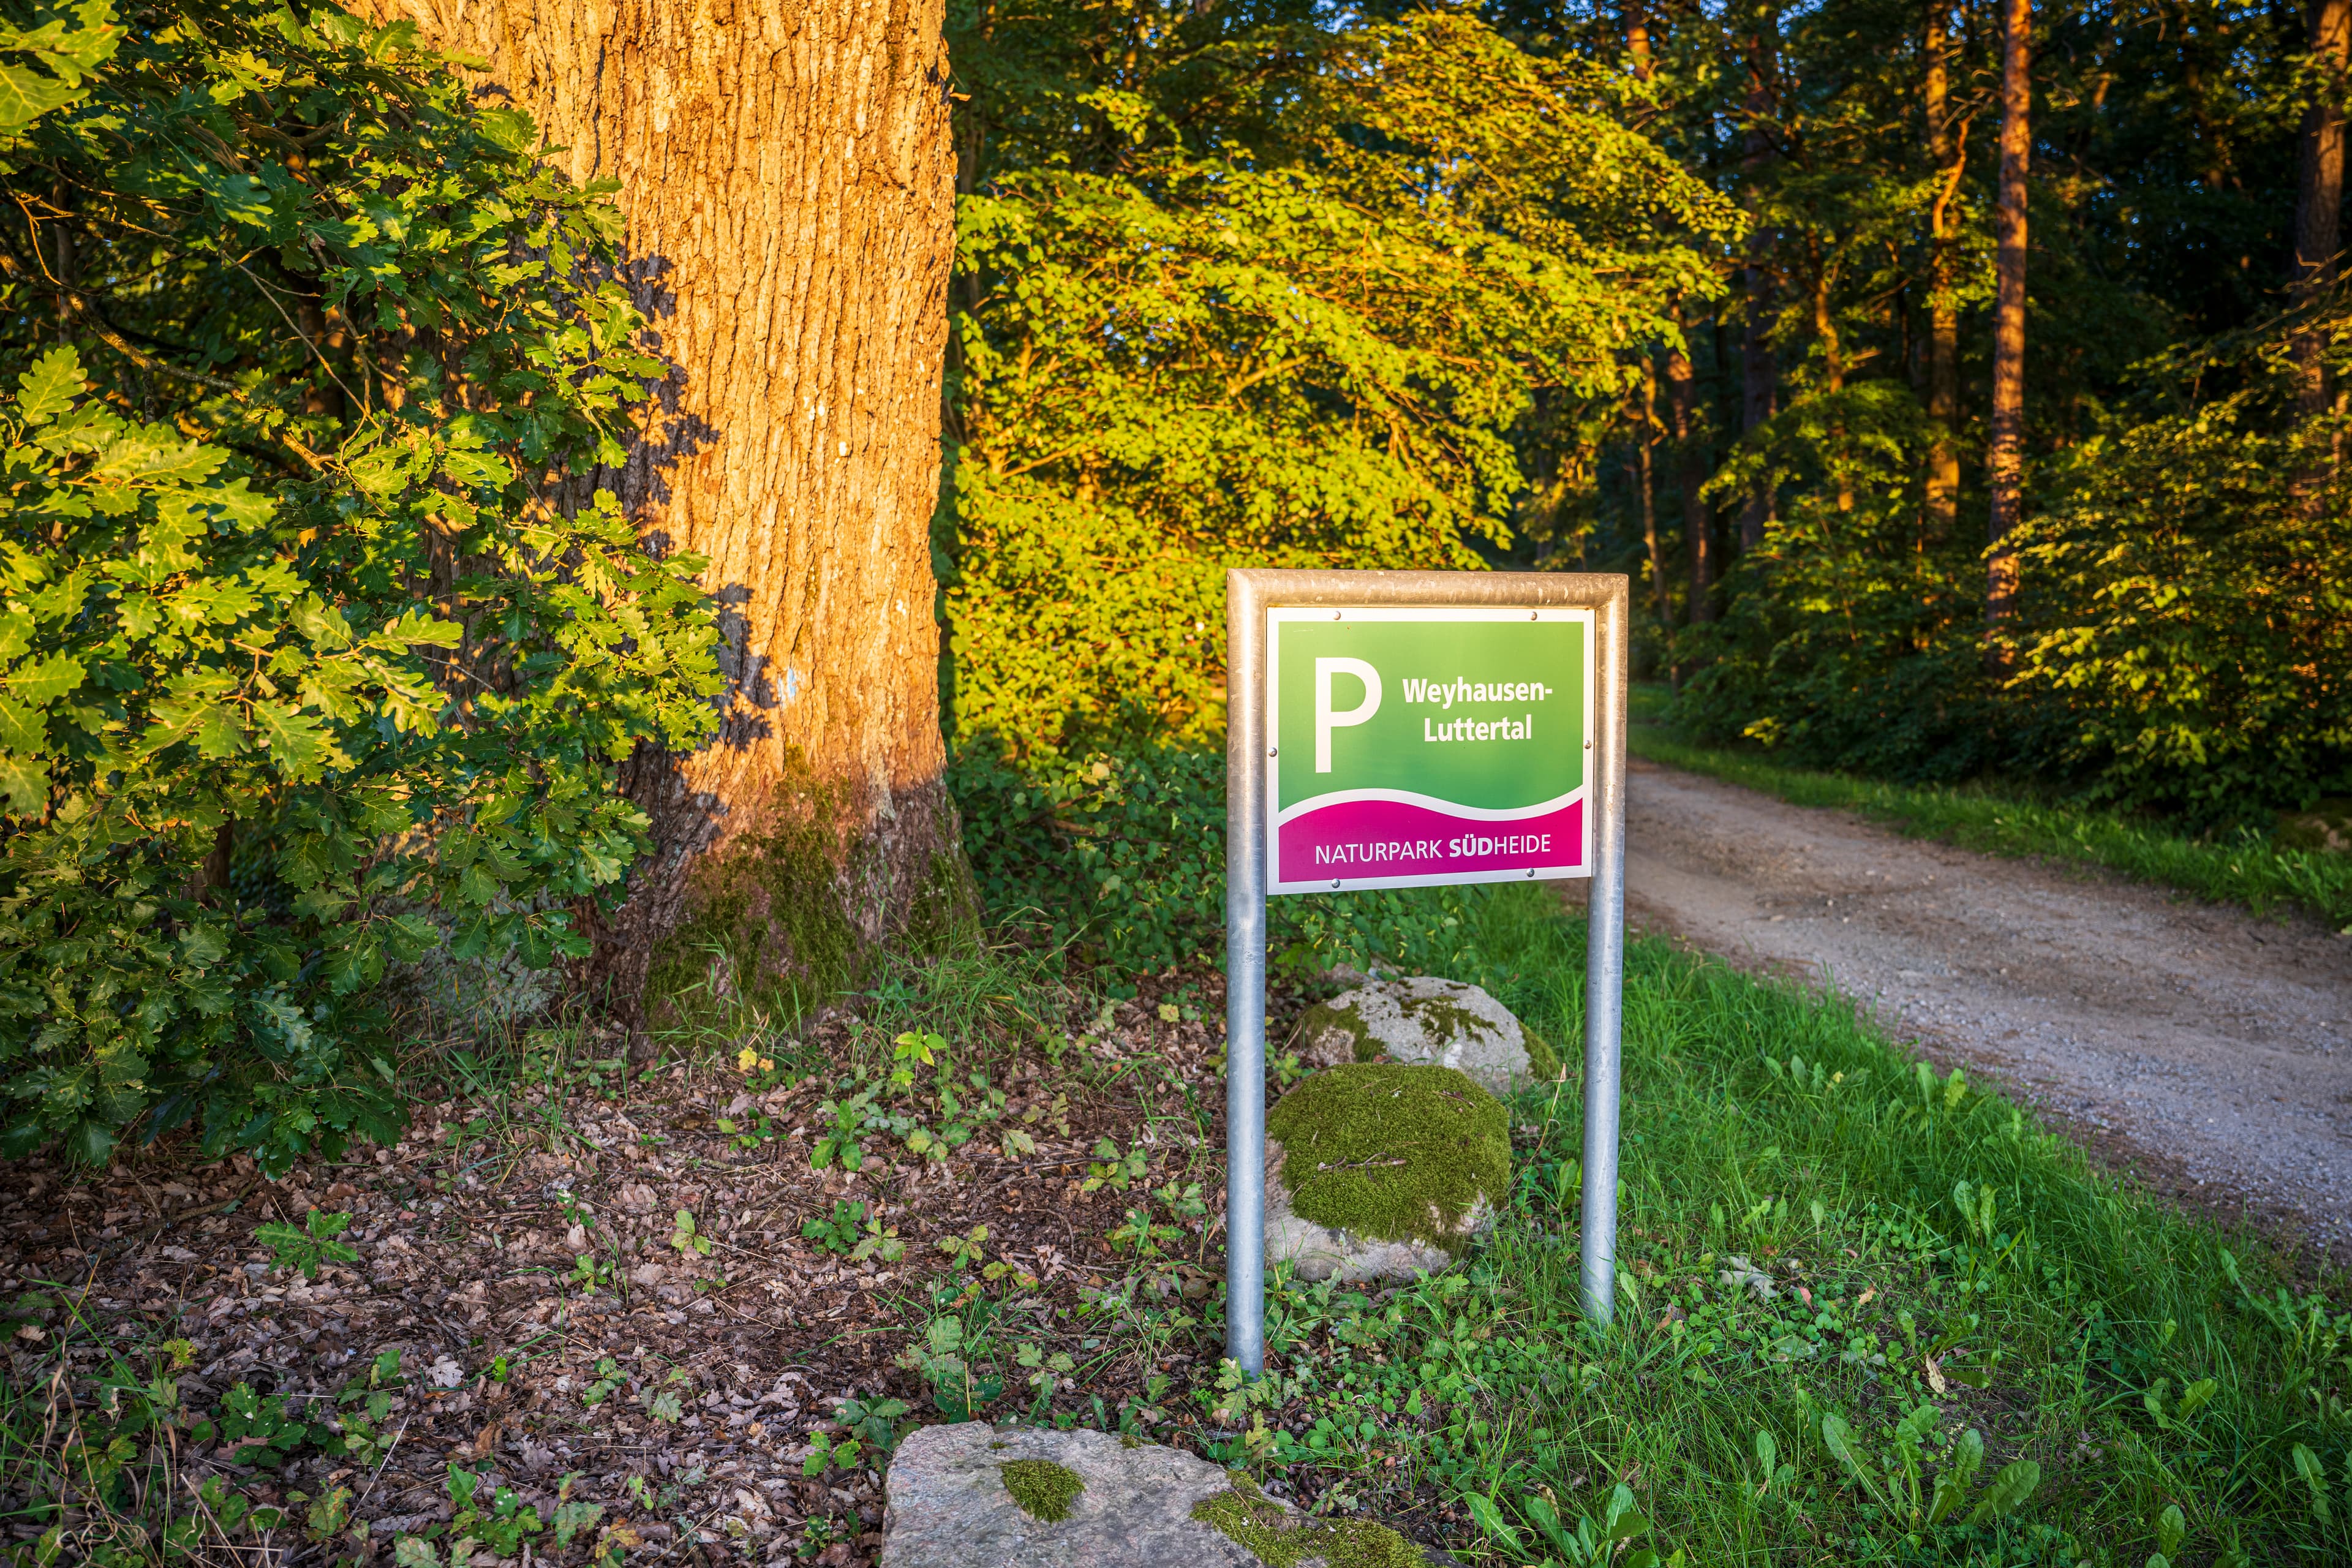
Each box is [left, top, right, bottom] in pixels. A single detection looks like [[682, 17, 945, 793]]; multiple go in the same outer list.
[[2293, 0, 2352, 421], [1809, 247, 1854, 512], [1924, 0, 1964, 541], [1666, 305, 1714, 624], [1740, 3, 1781, 553], [1635, 369, 1668, 630], [1624, 0, 1654, 81], [371, 0, 963, 1035], [1985, 0, 2032, 638]]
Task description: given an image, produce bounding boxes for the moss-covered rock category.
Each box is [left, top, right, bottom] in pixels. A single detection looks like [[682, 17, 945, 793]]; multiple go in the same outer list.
[[1192, 1472, 1429, 1567], [1292, 976, 1550, 1096], [998, 1458, 1082, 1522], [2278, 797, 2352, 854], [1264, 1063, 1509, 1281]]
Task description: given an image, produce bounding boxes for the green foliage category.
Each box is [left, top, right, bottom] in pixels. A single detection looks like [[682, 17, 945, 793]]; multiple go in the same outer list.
[[947, 13, 1732, 763], [1202, 883, 2350, 1562], [192, 1380, 331, 1468], [1628, 719, 2352, 931], [252, 1206, 356, 1279], [1675, 384, 2013, 783], [387, 1463, 543, 1566], [956, 738, 1522, 974], [2005, 307, 2352, 824], [800, 1197, 905, 1262], [1683, 296, 2352, 828], [0, 0, 722, 1168], [943, 5, 1734, 970]]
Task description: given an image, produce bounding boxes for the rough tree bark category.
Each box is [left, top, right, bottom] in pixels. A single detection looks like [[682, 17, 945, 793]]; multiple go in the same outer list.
[[1985, 0, 2031, 638], [1740, 3, 1780, 554], [371, 0, 962, 1030], [2292, 0, 2351, 420], [1923, 0, 1964, 541]]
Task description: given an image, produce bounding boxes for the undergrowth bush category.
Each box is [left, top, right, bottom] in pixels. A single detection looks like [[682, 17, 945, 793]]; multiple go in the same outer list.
[[1675, 382, 2031, 784], [0, 0, 722, 1169], [2005, 307, 2352, 826], [953, 741, 1501, 982], [943, 12, 1735, 968]]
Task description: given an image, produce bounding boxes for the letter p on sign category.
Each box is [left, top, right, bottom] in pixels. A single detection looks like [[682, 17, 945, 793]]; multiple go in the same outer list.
[[1314, 657, 1381, 772]]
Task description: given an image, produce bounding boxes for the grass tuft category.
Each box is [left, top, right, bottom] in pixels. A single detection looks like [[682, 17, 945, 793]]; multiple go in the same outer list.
[[1229, 882, 2350, 1566]]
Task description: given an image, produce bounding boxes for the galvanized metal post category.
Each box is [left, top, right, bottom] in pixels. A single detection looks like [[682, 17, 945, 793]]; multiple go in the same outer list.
[[1580, 590, 1629, 1330], [1224, 571, 1268, 1373]]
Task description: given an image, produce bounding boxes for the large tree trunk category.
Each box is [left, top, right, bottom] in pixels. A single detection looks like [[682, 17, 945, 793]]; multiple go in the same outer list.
[[2293, 0, 2351, 421], [1923, 0, 1964, 541], [373, 0, 963, 1033], [1985, 0, 2031, 639], [1740, 5, 1780, 554]]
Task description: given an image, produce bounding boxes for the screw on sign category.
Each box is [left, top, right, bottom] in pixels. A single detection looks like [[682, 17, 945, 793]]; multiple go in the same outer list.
[[1222, 570, 1630, 1372]]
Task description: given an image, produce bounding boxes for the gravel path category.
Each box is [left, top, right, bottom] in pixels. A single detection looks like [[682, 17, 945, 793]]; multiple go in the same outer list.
[[1618, 754, 2352, 1264]]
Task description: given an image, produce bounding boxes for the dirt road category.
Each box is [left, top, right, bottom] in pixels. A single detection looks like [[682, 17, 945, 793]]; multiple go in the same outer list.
[[1619, 755, 2352, 1263]]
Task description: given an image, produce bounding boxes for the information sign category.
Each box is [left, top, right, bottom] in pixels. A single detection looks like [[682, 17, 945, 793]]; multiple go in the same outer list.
[[1223, 570, 1630, 1376]]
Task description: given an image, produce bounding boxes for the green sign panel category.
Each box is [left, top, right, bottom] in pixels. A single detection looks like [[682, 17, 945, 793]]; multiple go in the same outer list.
[[1265, 606, 1593, 894]]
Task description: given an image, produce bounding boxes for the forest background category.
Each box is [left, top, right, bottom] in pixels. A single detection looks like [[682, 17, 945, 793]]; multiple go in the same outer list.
[[1, 0, 2349, 1165], [944, 0, 2352, 979]]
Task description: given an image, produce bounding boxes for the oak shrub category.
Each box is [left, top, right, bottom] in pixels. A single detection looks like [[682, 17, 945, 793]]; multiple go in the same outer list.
[[0, 0, 721, 1168]]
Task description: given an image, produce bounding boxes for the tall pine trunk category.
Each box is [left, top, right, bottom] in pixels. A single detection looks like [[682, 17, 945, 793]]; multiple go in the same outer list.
[[1666, 312, 1713, 624], [1924, 0, 1964, 541], [1635, 369, 1668, 630], [371, 0, 963, 1036], [1740, 4, 1781, 553], [2293, 0, 2351, 423], [1985, 0, 2032, 638]]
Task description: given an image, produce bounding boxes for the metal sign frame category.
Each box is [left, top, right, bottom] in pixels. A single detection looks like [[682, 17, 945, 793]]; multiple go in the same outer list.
[[1223, 568, 1630, 1372]]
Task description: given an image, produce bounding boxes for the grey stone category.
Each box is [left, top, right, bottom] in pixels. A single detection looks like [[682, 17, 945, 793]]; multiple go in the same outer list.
[[878, 1423, 1257, 1567], [1263, 1135, 1493, 1284], [1290, 977, 1543, 1098], [881, 1423, 1457, 1567]]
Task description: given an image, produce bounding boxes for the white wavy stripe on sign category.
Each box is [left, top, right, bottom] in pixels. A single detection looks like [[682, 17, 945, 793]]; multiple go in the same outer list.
[[1272, 785, 1585, 827]]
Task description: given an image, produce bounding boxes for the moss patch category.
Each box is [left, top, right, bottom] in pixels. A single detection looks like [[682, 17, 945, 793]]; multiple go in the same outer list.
[[1293, 996, 1376, 1059], [1523, 1023, 1564, 1082], [2278, 796, 2352, 854], [998, 1458, 1082, 1522], [647, 772, 859, 1032], [1266, 1063, 1508, 1254], [1393, 992, 1491, 1046], [647, 774, 976, 1034], [1191, 1473, 1423, 1567]]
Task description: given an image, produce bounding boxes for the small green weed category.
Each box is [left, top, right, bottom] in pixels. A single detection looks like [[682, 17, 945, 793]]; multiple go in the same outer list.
[[801, 1199, 905, 1262], [386, 1463, 545, 1565], [252, 1208, 358, 1280], [669, 1208, 711, 1257]]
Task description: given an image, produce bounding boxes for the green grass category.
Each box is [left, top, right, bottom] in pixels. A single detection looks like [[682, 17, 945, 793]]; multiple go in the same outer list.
[[1624, 692, 2352, 934], [1230, 883, 2351, 1566]]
